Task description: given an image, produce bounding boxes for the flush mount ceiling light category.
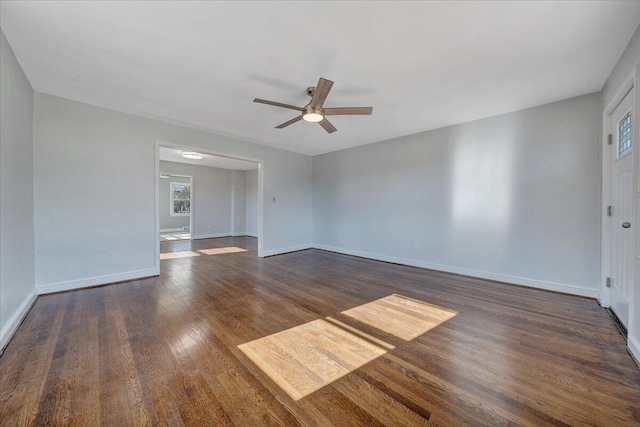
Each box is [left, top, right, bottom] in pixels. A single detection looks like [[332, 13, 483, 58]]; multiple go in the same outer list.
[[302, 108, 324, 123], [181, 150, 204, 160]]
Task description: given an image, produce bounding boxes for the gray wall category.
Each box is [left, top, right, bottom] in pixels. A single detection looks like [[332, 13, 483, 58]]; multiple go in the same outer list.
[[233, 170, 246, 234], [159, 174, 190, 230], [601, 23, 640, 360], [246, 168, 258, 237], [313, 93, 602, 297], [33, 93, 312, 291], [0, 29, 35, 347]]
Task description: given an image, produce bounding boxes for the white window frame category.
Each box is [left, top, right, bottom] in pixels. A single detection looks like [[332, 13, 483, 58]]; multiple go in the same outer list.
[[170, 181, 191, 217]]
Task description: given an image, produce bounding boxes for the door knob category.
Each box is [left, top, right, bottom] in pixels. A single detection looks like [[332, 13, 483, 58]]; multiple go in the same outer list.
[[622, 222, 631, 228]]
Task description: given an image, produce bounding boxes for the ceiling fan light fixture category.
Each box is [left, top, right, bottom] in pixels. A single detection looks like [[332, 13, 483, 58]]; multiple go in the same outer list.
[[253, 77, 372, 134], [302, 112, 324, 123], [181, 150, 204, 160]]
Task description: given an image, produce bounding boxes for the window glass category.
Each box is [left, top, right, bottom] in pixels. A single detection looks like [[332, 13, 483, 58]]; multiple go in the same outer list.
[[618, 111, 632, 158]]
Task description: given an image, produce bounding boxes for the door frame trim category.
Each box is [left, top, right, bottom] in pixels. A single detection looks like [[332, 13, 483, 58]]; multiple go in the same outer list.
[[154, 140, 265, 276], [601, 67, 638, 335]]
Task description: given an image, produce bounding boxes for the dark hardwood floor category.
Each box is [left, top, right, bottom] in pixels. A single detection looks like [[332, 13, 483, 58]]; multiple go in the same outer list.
[[1, 236, 639, 426]]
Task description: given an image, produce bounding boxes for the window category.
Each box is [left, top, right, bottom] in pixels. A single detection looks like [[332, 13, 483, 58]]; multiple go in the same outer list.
[[170, 182, 191, 216], [618, 111, 632, 158]]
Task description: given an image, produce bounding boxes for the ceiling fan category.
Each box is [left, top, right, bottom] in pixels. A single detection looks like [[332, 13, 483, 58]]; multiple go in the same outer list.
[[253, 78, 373, 134]]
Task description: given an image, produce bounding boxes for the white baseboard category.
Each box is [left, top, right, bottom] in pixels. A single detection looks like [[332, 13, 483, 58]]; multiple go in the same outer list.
[[629, 334, 640, 367], [37, 268, 158, 295], [263, 243, 312, 257], [192, 232, 233, 240], [312, 244, 599, 299], [0, 288, 38, 353], [160, 228, 187, 232], [193, 232, 256, 239], [191, 232, 257, 239], [234, 232, 258, 238]]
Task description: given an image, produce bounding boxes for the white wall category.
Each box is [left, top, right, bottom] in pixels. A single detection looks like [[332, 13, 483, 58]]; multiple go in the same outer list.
[[159, 174, 190, 230], [232, 170, 246, 235], [246, 168, 258, 237], [160, 160, 246, 238], [0, 29, 36, 350], [33, 93, 312, 293], [313, 93, 602, 298], [601, 23, 640, 362]]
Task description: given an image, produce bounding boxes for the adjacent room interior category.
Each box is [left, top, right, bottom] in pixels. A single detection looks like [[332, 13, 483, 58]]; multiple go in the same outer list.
[[157, 145, 259, 244], [1, 1, 640, 426], [159, 172, 192, 242], [157, 145, 260, 261]]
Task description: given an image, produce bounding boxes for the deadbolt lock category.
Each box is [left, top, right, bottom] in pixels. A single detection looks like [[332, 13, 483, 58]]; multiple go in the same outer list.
[[622, 222, 631, 228]]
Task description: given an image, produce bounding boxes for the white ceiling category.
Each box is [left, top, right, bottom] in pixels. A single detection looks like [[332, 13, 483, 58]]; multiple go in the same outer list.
[[159, 146, 258, 170], [2, 1, 639, 156]]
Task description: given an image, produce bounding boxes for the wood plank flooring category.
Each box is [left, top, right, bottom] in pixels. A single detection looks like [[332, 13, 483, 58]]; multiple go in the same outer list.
[[1, 236, 639, 426]]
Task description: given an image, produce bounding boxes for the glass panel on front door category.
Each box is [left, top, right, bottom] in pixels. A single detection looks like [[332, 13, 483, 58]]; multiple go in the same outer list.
[[618, 111, 632, 158]]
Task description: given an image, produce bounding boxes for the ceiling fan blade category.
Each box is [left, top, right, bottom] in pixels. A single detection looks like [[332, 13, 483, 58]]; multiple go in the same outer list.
[[254, 98, 304, 111], [310, 78, 334, 108], [323, 107, 373, 116], [318, 118, 337, 133], [275, 115, 303, 129]]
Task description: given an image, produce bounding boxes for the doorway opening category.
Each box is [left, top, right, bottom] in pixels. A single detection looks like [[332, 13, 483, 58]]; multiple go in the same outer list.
[[609, 86, 634, 333], [159, 173, 192, 242], [154, 142, 264, 273], [601, 68, 638, 342]]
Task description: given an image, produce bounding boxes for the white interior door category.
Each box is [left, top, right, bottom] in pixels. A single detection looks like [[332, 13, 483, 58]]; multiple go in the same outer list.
[[610, 88, 634, 329]]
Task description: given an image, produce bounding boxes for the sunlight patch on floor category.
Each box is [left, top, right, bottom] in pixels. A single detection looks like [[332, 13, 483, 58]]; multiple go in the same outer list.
[[341, 294, 457, 340], [198, 247, 247, 255], [238, 294, 456, 400], [159, 251, 200, 260], [238, 319, 388, 400], [324, 316, 395, 349]]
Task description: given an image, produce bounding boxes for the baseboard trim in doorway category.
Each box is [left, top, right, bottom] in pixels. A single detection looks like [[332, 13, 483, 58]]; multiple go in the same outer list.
[[192, 232, 255, 239], [192, 233, 234, 240], [311, 244, 599, 299], [263, 244, 313, 257], [37, 268, 158, 295], [0, 288, 38, 354]]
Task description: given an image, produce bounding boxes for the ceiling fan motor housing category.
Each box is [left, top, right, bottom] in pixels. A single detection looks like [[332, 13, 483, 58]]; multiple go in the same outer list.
[[303, 105, 323, 115]]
